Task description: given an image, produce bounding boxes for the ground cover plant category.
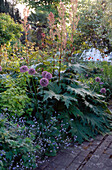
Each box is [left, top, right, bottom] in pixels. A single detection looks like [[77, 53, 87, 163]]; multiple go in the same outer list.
[[0, 0, 112, 169]]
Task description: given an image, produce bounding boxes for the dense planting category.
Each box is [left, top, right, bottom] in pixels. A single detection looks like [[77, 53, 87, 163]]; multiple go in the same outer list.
[[0, 0, 112, 169]]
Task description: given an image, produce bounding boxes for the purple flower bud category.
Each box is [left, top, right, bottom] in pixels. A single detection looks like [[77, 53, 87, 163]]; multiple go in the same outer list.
[[40, 78, 49, 87], [86, 74, 88, 77], [95, 77, 101, 82], [45, 72, 52, 80], [100, 82, 104, 85], [20, 65, 28, 73], [28, 68, 36, 75], [101, 68, 103, 72], [0, 66, 2, 71], [100, 88, 106, 94], [42, 71, 48, 78]]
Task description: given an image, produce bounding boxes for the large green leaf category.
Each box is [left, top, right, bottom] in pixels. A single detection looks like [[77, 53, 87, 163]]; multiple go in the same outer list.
[[69, 105, 83, 117], [43, 90, 61, 101]]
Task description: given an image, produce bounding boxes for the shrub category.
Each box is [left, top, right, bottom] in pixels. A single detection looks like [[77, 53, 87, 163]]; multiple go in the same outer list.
[[0, 74, 31, 118], [0, 13, 23, 45]]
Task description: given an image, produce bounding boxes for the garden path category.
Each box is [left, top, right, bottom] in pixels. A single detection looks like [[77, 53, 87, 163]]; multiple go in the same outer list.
[[36, 104, 112, 170], [36, 134, 112, 170]]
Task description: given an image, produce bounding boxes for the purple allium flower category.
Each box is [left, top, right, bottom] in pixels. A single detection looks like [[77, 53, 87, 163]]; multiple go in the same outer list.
[[100, 88, 106, 93], [20, 65, 28, 73], [40, 78, 49, 87], [28, 68, 36, 75], [101, 68, 103, 72], [0, 66, 2, 71], [86, 74, 88, 77], [95, 77, 101, 82], [100, 82, 104, 85], [45, 72, 52, 80], [42, 71, 48, 78]]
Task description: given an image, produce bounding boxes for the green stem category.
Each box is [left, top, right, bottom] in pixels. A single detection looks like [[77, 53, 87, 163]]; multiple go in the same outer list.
[[32, 77, 38, 113], [42, 88, 45, 124], [92, 84, 96, 92], [27, 75, 34, 100]]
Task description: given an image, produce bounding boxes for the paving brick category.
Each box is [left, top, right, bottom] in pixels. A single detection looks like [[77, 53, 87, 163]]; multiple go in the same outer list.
[[80, 150, 90, 157], [94, 135, 104, 141], [98, 141, 110, 150], [104, 159, 112, 167], [81, 141, 90, 147], [104, 148, 112, 155], [91, 140, 101, 146], [106, 135, 112, 142], [95, 162, 105, 168], [44, 164, 57, 170], [73, 155, 85, 164], [71, 148, 82, 154], [92, 148, 103, 155], [89, 154, 100, 163], [98, 153, 108, 163], [68, 152, 78, 158], [83, 161, 98, 169], [53, 153, 74, 166], [83, 166, 111, 170], [85, 145, 96, 152], [109, 143, 112, 148], [63, 147, 81, 156], [55, 165, 66, 170], [66, 163, 80, 170], [36, 135, 112, 170]]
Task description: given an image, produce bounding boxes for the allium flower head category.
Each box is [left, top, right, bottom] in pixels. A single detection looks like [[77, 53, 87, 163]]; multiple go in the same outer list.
[[40, 78, 49, 87], [0, 66, 2, 71], [45, 72, 52, 80], [42, 71, 48, 78], [95, 77, 101, 82], [20, 65, 28, 73], [100, 88, 106, 94], [28, 68, 36, 75], [101, 68, 103, 72]]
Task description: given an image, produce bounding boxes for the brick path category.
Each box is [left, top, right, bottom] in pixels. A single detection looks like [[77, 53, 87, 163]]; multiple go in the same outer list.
[[36, 135, 112, 170]]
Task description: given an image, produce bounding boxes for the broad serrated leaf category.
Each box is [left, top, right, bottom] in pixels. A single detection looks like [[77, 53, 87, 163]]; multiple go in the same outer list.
[[69, 105, 83, 117], [43, 90, 61, 101], [49, 82, 62, 94], [62, 95, 72, 109]]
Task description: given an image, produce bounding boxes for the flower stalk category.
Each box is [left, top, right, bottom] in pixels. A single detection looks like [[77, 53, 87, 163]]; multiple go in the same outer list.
[[21, 7, 30, 64]]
